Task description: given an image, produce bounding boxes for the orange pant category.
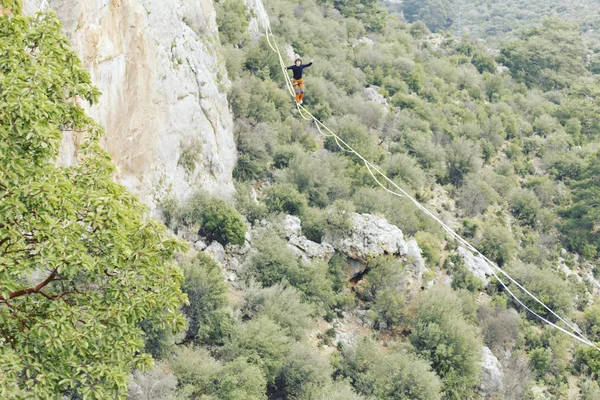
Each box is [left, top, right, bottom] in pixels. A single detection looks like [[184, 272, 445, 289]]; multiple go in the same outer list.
[[292, 78, 304, 104]]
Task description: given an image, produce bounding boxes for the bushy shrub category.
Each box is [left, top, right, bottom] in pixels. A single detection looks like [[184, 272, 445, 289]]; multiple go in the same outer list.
[[170, 346, 222, 398], [276, 343, 332, 399], [264, 183, 308, 216], [234, 181, 268, 223], [233, 121, 275, 180], [279, 150, 352, 207], [581, 302, 600, 342], [246, 230, 302, 287], [352, 187, 436, 236], [446, 138, 482, 185], [338, 336, 442, 399], [410, 286, 483, 397], [325, 115, 380, 163], [215, 0, 251, 45], [247, 231, 346, 312], [178, 137, 203, 174], [324, 200, 356, 237], [181, 253, 231, 344], [216, 357, 268, 400], [471, 51, 496, 74], [170, 346, 267, 400], [229, 75, 289, 123], [414, 231, 442, 265], [179, 192, 247, 245], [579, 378, 600, 400], [508, 188, 541, 227], [506, 263, 573, 321], [128, 362, 178, 400], [479, 223, 517, 267], [478, 305, 521, 352], [457, 178, 499, 217], [300, 207, 326, 243], [223, 316, 292, 384], [319, 381, 366, 400], [241, 282, 314, 339], [362, 352, 443, 400], [358, 256, 408, 330], [383, 152, 427, 191]]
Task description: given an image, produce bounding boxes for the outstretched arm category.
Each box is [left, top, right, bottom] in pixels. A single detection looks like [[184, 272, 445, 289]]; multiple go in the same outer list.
[[302, 61, 313, 68], [286, 65, 294, 70]]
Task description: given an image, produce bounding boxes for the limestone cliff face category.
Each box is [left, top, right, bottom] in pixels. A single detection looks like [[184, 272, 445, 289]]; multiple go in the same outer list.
[[23, 0, 238, 211]]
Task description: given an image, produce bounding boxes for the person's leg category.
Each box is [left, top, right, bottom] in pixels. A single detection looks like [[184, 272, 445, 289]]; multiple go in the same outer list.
[[293, 79, 301, 104], [298, 79, 305, 103]]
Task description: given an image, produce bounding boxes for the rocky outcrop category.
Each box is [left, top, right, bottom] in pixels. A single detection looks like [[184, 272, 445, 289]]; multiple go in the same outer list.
[[479, 346, 504, 397], [244, 0, 269, 41], [24, 0, 237, 212], [364, 86, 387, 106], [284, 216, 334, 264], [458, 246, 495, 284], [324, 213, 426, 281]]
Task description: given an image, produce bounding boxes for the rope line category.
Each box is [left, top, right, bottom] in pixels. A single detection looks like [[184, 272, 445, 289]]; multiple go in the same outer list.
[[257, 9, 600, 350]]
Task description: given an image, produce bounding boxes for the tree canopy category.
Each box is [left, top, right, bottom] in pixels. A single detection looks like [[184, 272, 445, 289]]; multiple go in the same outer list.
[[0, 4, 186, 398]]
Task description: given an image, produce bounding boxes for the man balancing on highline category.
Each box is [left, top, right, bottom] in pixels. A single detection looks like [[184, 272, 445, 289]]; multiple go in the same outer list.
[[286, 58, 313, 105]]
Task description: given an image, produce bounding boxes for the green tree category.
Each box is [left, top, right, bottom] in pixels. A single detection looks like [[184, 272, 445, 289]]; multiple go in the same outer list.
[[276, 343, 332, 399], [216, 357, 268, 400], [264, 182, 308, 216], [0, 5, 186, 398], [479, 223, 518, 267], [179, 193, 247, 246], [559, 151, 600, 257], [241, 282, 315, 340], [506, 263, 573, 321], [216, 0, 251, 46], [362, 352, 442, 400], [446, 138, 482, 186], [410, 286, 482, 398], [402, 0, 457, 32], [181, 253, 231, 344], [223, 316, 293, 384], [498, 18, 587, 89]]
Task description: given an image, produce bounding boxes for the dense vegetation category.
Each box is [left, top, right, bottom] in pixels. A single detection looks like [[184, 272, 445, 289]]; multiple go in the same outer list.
[[211, 0, 600, 397], [0, 4, 186, 398], [393, 0, 600, 51], [4, 0, 600, 398]]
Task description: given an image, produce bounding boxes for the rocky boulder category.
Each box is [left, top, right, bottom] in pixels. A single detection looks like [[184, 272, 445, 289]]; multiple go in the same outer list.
[[284, 215, 334, 263], [458, 246, 495, 284], [479, 346, 504, 397], [323, 213, 426, 280]]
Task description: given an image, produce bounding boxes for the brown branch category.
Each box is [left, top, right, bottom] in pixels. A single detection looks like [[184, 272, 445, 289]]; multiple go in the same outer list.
[[104, 269, 118, 277], [0, 327, 17, 350], [0, 269, 58, 301]]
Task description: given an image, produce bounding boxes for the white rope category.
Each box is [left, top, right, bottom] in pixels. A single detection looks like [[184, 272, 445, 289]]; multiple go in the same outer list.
[[258, 9, 600, 351]]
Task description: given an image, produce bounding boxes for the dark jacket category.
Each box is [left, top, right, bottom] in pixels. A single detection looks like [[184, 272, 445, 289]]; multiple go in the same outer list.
[[286, 62, 313, 80]]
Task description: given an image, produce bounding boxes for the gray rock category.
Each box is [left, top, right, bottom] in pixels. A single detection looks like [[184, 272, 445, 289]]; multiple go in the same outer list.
[[287, 244, 311, 265], [284, 215, 303, 237], [479, 346, 504, 396], [364, 86, 387, 105], [194, 240, 207, 251], [284, 215, 335, 263], [204, 241, 225, 263], [324, 213, 408, 259], [352, 36, 374, 47], [224, 257, 240, 273], [25, 0, 237, 211], [405, 239, 426, 281], [457, 246, 494, 284]]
